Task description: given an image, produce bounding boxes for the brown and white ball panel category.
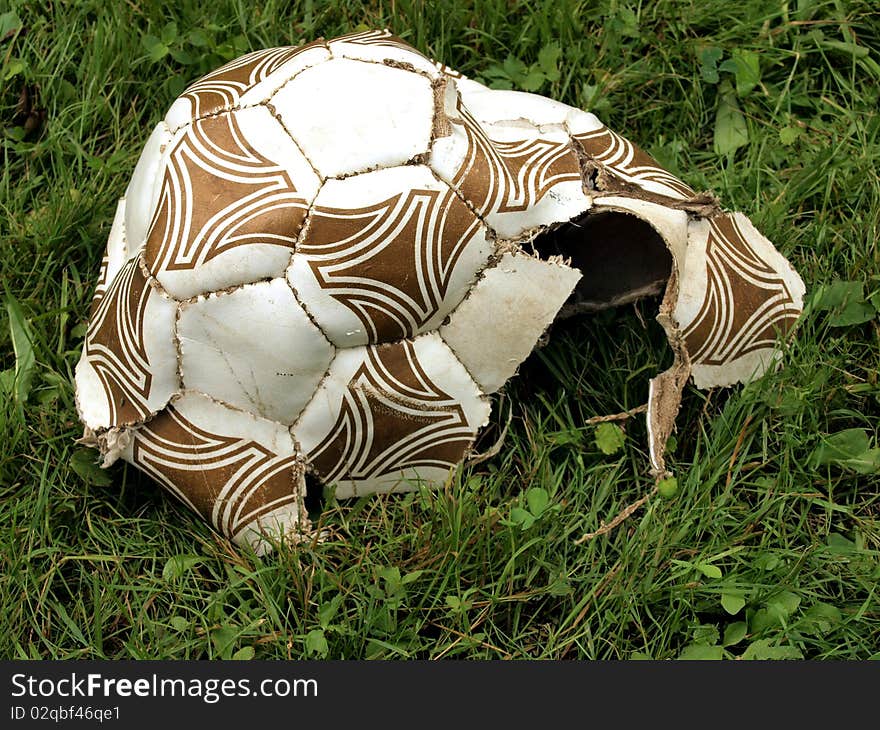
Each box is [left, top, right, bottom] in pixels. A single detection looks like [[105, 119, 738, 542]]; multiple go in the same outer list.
[[327, 28, 441, 79], [571, 123, 695, 201], [288, 165, 492, 347], [90, 199, 129, 316], [177, 278, 333, 425], [270, 58, 434, 179], [121, 391, 306, 552], [164, 43, 330, 132], [674, 212, 805, 388], [292, 333, 490, 498], [439, 252, 582, 394], [448, 77, 692, 202], [75, 259, 179, 430], [429, 95, 591, 240], [124, 122, 172, 255], [143, 104, 320, 300], [479, 122, 592, 237]]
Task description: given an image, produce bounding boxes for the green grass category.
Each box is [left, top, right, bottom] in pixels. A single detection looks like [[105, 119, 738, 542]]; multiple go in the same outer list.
[[1, 0, 878, 660]]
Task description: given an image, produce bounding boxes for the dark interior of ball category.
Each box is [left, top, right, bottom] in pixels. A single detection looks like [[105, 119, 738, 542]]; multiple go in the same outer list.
[[532, 211, 673, 315]]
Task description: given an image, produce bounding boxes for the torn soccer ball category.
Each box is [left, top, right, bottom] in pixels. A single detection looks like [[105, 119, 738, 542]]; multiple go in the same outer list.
[[74, 30, 805, 553]]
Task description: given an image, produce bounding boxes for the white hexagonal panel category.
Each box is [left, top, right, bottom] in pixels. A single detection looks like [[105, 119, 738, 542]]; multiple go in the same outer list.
[[451, 76, 611, 140], [327, 28, 440, 79], [177, 278, 333, 425], [164, 43, 331, 132], [125, 121, 172, 254], [239, 42, 330, 107], [293, 332, 490, 498], [271, 57, 434, 178], [455, 82, 573, 128], [287, 164, 492, 347], [440, 252, 582, 393], [143, 105, 320, 300]]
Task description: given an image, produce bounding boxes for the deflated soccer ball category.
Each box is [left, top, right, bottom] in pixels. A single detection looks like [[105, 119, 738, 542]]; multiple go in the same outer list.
[[75, 29, 805, 552]]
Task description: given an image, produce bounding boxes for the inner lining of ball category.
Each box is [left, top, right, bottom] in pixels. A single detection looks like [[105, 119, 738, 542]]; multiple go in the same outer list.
[[532, 211, 673, 312], [303, 471, 325, 518]]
